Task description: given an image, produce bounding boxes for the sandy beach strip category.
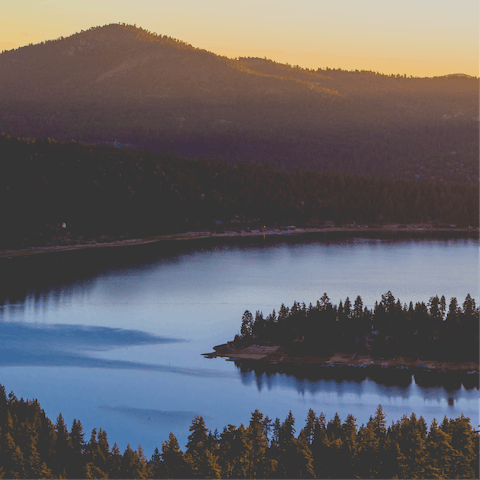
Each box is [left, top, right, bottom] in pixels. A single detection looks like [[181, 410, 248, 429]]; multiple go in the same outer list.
[[0, 225, 476, 259]]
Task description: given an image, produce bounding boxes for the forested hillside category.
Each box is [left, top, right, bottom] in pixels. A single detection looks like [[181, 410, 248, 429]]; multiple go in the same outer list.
[[0, 24, 477, 182], [0, 384, 477, 478], [1, 135, 477, 249]]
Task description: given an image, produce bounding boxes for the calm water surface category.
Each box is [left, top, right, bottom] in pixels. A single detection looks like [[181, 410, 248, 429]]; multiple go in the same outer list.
[[0, 233, 478, 455]]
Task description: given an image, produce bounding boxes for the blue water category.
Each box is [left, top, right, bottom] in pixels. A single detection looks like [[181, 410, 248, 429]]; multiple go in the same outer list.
[[0, 233, 477, 456]]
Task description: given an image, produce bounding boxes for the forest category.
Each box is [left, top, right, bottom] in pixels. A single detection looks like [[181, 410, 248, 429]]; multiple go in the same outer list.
[[0, 135, 478, 250], [235, 292, 479, 363], [0, 384, 477, 479], [0, 24, 478, 182]]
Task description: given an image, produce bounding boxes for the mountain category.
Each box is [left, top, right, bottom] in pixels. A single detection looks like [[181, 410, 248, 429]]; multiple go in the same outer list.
[[0, 23, 478, 182], [0, 24, 338, 101]]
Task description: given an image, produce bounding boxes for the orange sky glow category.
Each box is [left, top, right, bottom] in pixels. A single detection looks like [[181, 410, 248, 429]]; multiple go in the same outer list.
[[1, 0, 478, 77]]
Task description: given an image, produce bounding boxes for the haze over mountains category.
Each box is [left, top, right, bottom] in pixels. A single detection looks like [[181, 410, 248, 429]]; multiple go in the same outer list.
[[0, 23, 478, 182]]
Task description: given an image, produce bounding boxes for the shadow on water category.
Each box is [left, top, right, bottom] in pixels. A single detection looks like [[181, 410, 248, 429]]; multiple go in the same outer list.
[[98, 405, 216, 430], [233, 360, 479, 397], [0, 321, 233, 380]]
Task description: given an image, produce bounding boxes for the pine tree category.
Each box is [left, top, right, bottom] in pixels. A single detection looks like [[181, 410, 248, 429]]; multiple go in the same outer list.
[[340, 414, 358, 478], [120, 444, 136, 479], [424, 418, 454, 478], [133, 444, 150, 479], [54, 413, 72, 477], [302, 408, 317, 445], [109, 443, 122, 479], [344, 296, 352, 317], [96, 429, 110, 474], [150, 446, 166, 479], [3, 432, 26, 479], [290, 431, 315, 478], [162, 433, 189, 478], [444, 414, 477, 478], [185, 416, 218, 478], [240, 311, 253, 338], [230, 424, 251, 479], [247, 409, 274, 478], [357, 421, 381, 478], [217, 425, 237, 478], [70, 419, 85, 465]]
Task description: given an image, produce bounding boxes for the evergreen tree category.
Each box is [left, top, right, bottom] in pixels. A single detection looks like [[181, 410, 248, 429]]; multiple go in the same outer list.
[[149, 447, 165, 479], [109, 443, 122, 479], [230, 424, 251, 479], [340, 414, 358, 478], [357, 421, 381, 478], [302, 408, 317, 445], [185, 416, 219, 478], [3, 432, 26, 479], [344, 296, 352, 317], [70, 418, 85, 477], [217, 425, 237, 478], [161, 433, 189, 479], [247, 409, 274, 478], [54, 413, 72, 477], [240, 310, 254, 339], [353, 295, 364, 318], [120, 444, 136, 479]]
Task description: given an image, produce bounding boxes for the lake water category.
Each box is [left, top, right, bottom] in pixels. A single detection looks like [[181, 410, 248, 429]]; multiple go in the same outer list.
[[0, 232, 478, 456]]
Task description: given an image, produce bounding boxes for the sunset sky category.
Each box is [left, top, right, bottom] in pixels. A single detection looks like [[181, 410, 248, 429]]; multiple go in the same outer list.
[[1, 0, 478, 77]]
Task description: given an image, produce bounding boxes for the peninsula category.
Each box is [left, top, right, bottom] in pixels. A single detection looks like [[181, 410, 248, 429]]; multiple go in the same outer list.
[[205, 292, 479, 385]]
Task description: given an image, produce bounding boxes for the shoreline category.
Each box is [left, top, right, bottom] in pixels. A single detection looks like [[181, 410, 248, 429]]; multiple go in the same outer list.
[[205, 343, 479, 373], [0, 224, 477, 259]]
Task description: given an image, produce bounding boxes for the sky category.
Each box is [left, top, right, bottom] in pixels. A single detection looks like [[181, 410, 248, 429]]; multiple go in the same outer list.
[[1, 0, 478, 77]]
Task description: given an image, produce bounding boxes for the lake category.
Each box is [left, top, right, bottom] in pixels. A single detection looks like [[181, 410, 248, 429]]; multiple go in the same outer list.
[[0, 232, 478, 456]]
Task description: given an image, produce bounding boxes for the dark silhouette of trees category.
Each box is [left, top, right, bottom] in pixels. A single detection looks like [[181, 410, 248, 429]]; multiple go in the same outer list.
[[236, 292, 479, 363], [0, 135, 477, 249], [3, 385, 476, 478]]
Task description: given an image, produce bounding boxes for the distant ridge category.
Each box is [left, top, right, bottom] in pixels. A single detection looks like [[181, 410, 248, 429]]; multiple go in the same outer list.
[[434, 73, 476, 79], [0, 23, 339, 101], [0, 23, 477, 182]]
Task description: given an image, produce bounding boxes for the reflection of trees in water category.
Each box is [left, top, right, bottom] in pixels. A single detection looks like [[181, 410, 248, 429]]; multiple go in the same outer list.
[[234, 360, 478, 398], [0, 276, 97, 321], [0, 240, 190, 315], [0, 231, 473, 313], [0, 253, 99, 312]]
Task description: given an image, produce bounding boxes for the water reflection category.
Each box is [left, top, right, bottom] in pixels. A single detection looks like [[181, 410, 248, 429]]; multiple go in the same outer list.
[[1, 231, 476, 309], [0, 232, 476, 455], [233, 360, 478, 400]]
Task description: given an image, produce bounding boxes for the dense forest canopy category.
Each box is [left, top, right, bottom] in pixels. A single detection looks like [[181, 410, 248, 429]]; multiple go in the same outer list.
[[0, 24, 477, 182], [0, 135, 477, 249], [0, 384, 477, 479], [235, 292, 479, 363]]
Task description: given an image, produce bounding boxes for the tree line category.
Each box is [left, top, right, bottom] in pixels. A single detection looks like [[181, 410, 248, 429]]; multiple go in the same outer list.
[[0, 135, 477, 249], [0, 385, 477, 479], [237, 292, 479, 363]]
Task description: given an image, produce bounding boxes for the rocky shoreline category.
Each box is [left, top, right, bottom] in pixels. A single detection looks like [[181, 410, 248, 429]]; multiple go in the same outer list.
[[204, 343, 479, 389]]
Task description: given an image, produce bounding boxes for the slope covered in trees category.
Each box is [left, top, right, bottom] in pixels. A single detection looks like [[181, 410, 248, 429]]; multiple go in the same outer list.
[[0, 135, 477, 250], [0, 384, 477, 478], [0, 24, 477, 182]]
